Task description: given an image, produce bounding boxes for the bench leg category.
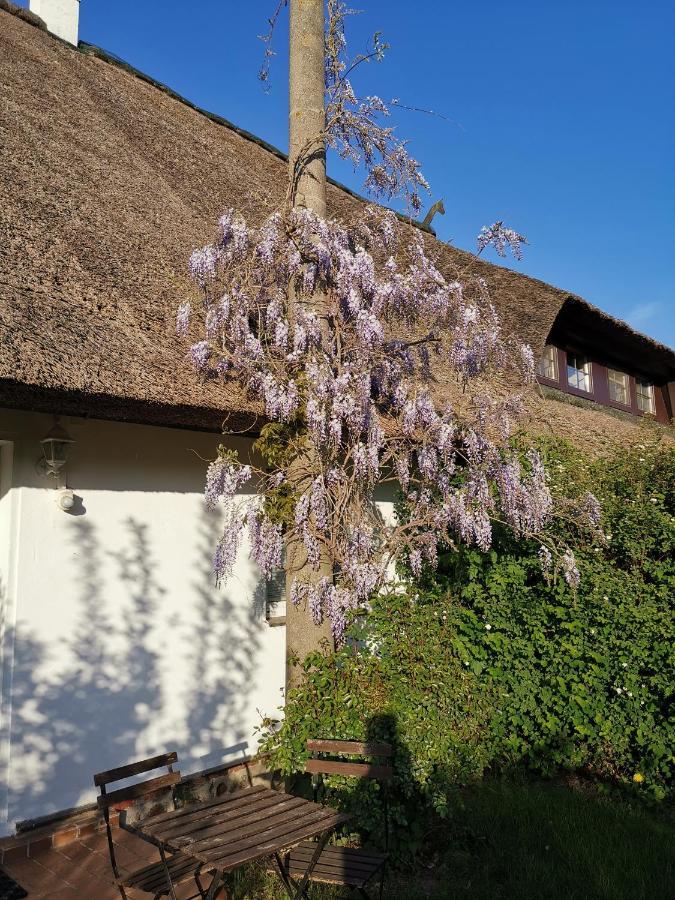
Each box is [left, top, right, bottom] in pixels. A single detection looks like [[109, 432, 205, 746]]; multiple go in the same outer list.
[[194, 870, 208, 898], [274, 829, 333, 900], [297, 829, 333, 899], [379, 861, 387, 900], [158, 846, 178, 900], [273, 852, 301, 898], [204, 870, 229, 900]]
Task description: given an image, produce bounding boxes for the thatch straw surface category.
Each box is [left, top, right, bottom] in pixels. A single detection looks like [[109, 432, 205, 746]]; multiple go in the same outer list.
[[1, 5, 672, 450]]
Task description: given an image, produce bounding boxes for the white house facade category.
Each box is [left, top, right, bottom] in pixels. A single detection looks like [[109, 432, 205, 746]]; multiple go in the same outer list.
[[0, 409, 287, 833]]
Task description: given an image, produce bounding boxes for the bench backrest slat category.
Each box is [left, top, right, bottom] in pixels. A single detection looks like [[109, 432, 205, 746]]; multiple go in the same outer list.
[[306, 739, 393, 757], [93, 752, 178, 787], [305, 739, 393, 781], [305, 758, 393, 780], [96, 772, 181, 810]]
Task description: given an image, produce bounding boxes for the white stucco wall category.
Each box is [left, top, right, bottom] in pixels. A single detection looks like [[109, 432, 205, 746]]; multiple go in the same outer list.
[[0, 409, 285, 834]]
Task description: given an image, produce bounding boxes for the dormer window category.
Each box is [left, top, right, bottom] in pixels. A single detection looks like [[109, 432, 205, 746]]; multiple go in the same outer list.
[[566, 353, 593, 393], [608, 368, 629, 405], [537, 345, 558, 380], [636, 378, 655, 414]]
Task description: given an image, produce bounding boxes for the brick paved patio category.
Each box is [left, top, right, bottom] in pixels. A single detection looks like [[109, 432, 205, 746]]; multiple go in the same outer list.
[[0, 759, 269, 897], [1, 824, 204, 898]]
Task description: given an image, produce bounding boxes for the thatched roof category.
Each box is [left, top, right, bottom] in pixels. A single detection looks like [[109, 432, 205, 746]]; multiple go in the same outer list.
[[1, 4, 672, 450]]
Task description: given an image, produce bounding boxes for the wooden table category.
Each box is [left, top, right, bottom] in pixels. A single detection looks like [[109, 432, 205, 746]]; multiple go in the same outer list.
[[130, 783, 351, 899]]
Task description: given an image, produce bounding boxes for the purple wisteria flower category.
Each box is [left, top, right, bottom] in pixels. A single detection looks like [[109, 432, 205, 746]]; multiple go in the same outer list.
[[561, 549, 581, 589], [176, 301, 190, 337], [176, 11, 591, 642], [538, 545, 553, 572], [189, 245, 219, 285], [204, 457, 252, 509], [213, 514, 244, 586], [188, 341, 211, 372], [249, 509, 283, 579], [580, 492, 602, 527], [477, 222, 528, 260]]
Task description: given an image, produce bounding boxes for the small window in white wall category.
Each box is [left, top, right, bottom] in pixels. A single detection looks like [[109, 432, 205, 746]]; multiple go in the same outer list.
[[567, 353, 593, 393], [266, 563, 286, 626], [636, 378, 655, 414], [537, 345, 558, 380], [608, 368, 629, 405]]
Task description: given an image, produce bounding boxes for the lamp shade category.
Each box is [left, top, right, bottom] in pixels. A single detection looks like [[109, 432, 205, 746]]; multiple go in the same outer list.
[[40, 421, 75, 476]]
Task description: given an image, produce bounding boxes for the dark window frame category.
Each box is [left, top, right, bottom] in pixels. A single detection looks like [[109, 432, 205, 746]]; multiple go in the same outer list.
[[565, 351, 594, 396], [636, 378, 656, 415], [607, 367, 630, 407], [536, 344, 559, 382], [535, 344, 668, 422]]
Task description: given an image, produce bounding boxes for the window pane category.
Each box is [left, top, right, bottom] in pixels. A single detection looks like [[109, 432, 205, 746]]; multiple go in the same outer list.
[[567, 353, 592, 393], [266, 550, 287, 624], [537, 345, 558, 380], [608, 369, 629, 405], [636, 379, 655, 414]]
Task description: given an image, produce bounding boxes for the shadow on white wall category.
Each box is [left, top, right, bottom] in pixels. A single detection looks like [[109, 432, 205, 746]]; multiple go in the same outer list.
[[4, 505, 263, 826]]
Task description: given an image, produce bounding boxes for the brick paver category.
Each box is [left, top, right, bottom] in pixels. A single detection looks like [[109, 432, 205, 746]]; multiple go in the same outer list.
[[0, 827, 233, 898], [2, 857, 55, 895], [1, 827, 158, 898]]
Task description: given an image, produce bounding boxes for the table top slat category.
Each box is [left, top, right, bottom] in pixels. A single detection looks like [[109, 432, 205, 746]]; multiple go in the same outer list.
[[200, 809, 350, 870], [168, 797, 309, 851], [151, 789, 284, 839], [192, 806, 331, 864], [132, 786, 351, 878], [214, 811, 351, 872], [141, 784, 267, 828]]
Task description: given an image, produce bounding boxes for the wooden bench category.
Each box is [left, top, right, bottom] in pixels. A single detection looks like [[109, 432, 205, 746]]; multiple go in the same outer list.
[[94, 752, 220, 900], [279, 739, 393, 900]]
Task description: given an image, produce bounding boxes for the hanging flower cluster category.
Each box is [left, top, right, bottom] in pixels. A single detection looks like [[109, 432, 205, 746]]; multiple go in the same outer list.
[[323, 0, 429, 213], [179, 199, 601, 642], [262, 1, 429, 214], [179, 1, 602, 645], [477, 222, 529, 260]]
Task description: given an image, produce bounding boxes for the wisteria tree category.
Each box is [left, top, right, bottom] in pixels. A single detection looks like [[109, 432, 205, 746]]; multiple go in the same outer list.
[[178, 0, 601, 684]]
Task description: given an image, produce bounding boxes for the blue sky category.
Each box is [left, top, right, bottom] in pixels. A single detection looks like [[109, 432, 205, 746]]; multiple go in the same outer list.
[[26, 0, 675, 346]]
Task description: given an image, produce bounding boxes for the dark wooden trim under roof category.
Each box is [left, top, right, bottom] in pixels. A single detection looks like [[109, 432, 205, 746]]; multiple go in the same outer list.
[[549, 297, 675, 382], [0, 379, 261, 435]]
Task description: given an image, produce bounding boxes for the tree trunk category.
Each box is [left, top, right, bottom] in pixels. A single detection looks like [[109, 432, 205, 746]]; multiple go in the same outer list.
[[286, 0, 333, 691], [289, 0, 327, 215]]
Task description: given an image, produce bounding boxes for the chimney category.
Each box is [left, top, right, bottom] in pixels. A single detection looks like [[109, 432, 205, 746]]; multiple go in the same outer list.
[[29, 0, 80, 46]]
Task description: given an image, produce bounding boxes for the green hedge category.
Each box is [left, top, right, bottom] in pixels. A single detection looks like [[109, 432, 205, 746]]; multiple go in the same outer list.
[[260, 438, 675, 846]]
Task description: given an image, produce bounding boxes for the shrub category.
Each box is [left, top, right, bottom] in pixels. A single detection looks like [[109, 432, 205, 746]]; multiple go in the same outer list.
[[260, 437, 675, 843], [259, 600, 494, 857]]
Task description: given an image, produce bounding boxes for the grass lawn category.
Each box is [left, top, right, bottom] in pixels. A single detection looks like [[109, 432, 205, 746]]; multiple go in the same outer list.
[[230, 779, 674, 899]]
